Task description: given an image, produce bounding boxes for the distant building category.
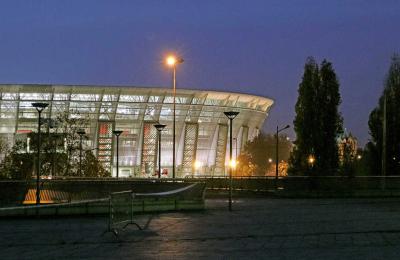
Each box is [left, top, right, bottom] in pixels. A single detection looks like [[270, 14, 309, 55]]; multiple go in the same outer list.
[[338, 132, 358, 162], [0, 84, 273, 177]]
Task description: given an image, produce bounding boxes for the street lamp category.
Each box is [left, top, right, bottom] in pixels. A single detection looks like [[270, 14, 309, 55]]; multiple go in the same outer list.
[[224, 111, 239, 211], [276, 125, 290, 182], [154, 124, 166, 179], [113, 130, 123, 179], [77, 129, 86, 176], [308, 154, 315, 167], [166, 55, 184, 179], [31, 102, 49, 205]]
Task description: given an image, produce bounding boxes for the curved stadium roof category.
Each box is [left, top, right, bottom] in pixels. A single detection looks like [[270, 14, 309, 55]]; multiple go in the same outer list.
[[0, 84, 274, 177]]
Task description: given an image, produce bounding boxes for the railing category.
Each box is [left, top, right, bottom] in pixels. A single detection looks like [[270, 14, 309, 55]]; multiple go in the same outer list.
[[2, 176, 400, 206]]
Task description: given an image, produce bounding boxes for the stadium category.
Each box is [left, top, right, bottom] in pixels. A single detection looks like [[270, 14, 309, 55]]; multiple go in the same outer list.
[[0, 84, 273, 177]]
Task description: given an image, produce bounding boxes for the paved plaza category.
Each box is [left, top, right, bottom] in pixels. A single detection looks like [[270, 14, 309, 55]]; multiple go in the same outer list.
[[2, 198, 400, 259]]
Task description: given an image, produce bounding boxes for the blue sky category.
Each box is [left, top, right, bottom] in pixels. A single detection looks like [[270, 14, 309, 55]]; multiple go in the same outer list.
[[1, 1, 399, 145]]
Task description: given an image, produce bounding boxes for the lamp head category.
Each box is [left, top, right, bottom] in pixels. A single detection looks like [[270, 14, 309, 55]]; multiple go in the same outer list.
[[166, 55, 184, 66], [32, 102, 49, 112], [154, 124, 167, 131], [224, 111, 239, 120], [113, 130, 123, 136]]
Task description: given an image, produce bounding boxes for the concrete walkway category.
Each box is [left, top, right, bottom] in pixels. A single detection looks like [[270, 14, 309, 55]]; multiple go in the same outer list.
[[2, 198, 400, 259]]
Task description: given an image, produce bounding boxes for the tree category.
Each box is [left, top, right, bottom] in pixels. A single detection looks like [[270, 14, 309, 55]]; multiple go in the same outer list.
[[0, 137, 8, 159], [289, 57, 343, 176], [0, 141, 34, 179], [82, 150, 111, 177], [54, 110, 90, 176], [237, 133, 292, 176], [1, 109, 110, 179], [368, 54, 400, 175]]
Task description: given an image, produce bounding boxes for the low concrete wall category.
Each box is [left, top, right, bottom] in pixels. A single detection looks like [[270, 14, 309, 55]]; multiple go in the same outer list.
[[0, 197, 205, 217], [2, 176, 400, 205], [0, 181, 206, 217], [196, 176, 400, 198], [0, 179, 206, 207]]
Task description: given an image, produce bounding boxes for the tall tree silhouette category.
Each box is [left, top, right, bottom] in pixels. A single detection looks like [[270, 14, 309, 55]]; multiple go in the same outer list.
[[368, 54, 400, 175], [289, 57, 343, 175]]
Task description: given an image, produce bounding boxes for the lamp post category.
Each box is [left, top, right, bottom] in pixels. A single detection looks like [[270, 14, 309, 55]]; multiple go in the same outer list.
[[382, 93, 387, 190], [275, 125, 290, 185], [77, 129, 86, 176], [224, 111, 239, 211], [166, 55, 184, 179], [154, 124, 166, 179], [113, 130, 123, 179], [48, 119, 57, 178], [233, 137, 238, 161], [32, 102, 49, 205]]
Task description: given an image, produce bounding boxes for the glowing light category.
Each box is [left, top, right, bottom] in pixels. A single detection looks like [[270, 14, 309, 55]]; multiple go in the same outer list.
[[229, 159, 237, 169], [357, 155, 362, 160], [194, 160, 202, 169], [165, 55, 183, 67], [308, 155, 315, 165], [166, 56, 177, 66], [268, 158, 273, 163]]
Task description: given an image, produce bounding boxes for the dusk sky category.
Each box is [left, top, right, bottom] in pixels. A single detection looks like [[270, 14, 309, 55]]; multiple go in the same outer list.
[[0, 1, 399, 146]]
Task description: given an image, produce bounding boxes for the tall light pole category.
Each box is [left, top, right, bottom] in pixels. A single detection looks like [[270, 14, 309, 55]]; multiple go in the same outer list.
[[77, 129, 86, 176], [166, 55, 184, 179], [224, 111, 239, 211], [154, 124, 166, 179], [233, 138, 238, 161], [113, 130, 123, 179], [32, 102, 49, 205], [48, 119, 57, 178], [382, 94, 387, 190], [276, 125, 290, 184]]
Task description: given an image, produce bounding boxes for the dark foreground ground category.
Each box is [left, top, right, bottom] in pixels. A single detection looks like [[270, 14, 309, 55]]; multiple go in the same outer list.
[[2, 198, 400, 259]]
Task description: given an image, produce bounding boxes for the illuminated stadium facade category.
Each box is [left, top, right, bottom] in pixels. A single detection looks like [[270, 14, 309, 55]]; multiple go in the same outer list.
[[0, 84, 273, 177]]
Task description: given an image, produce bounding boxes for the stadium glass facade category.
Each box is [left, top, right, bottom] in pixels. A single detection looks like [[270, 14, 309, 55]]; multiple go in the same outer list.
[[0, 84, 273, 177]]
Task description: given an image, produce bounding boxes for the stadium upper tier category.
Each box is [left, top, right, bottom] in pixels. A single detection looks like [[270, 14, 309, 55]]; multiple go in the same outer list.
[[0, 84, 273, 177]]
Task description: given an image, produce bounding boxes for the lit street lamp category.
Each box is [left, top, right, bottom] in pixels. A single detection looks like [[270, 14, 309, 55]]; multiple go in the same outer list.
[[224, 111, 239, 211], [308, 154, 315, 167], [113, 130, 123, 179], [166, 55, 184, 179], [154, 124, 166, 179], [275, 125, 290, 184], [77, 129, 86, 176], [32, 102, 49, 205]]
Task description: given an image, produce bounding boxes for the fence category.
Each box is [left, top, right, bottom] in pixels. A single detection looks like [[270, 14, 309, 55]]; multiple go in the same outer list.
[[3, 176, 400, 207], [0, 179, 206, 207]]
